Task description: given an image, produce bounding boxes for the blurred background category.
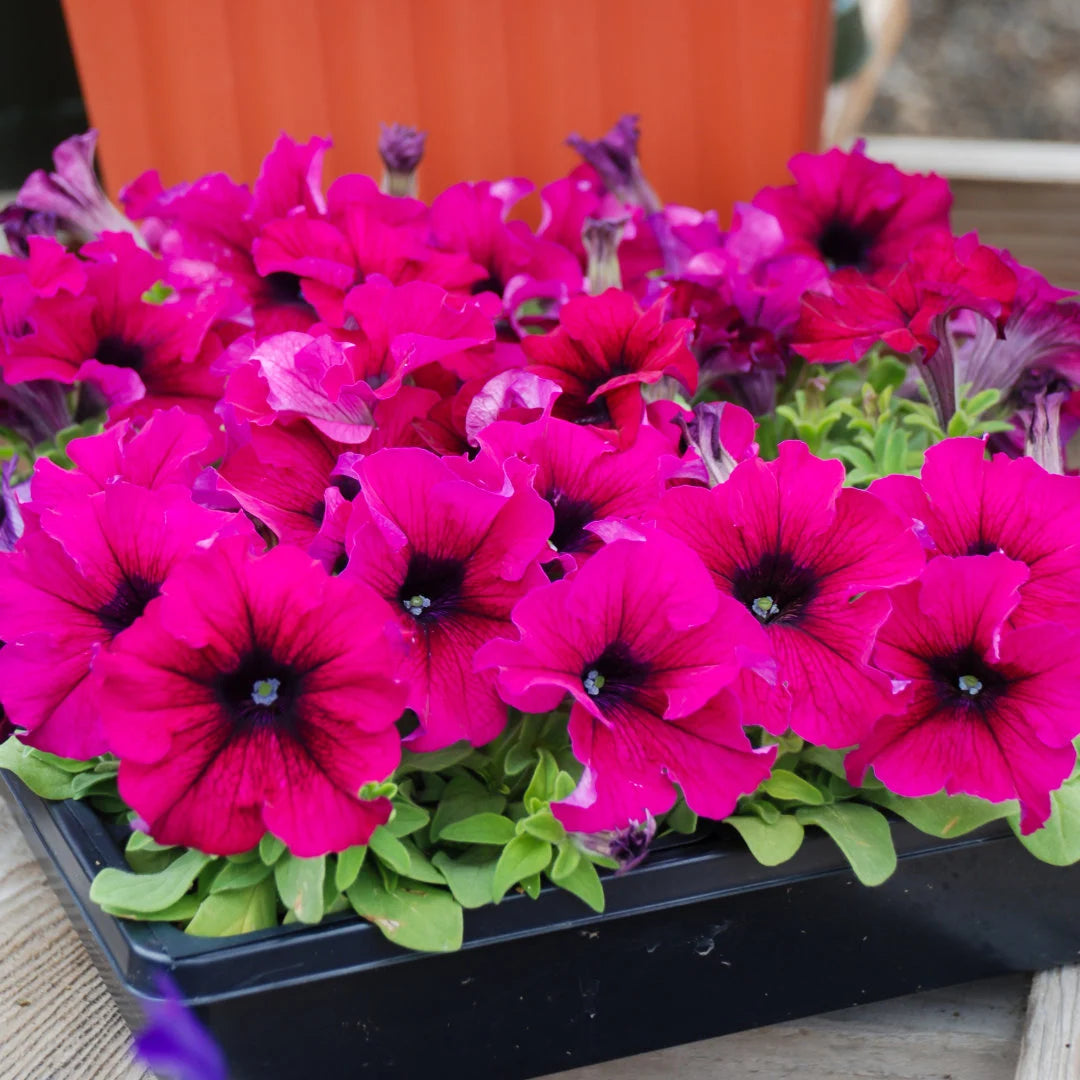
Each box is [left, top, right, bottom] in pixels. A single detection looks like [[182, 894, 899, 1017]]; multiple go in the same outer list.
[[3, 0, 1079, 278]]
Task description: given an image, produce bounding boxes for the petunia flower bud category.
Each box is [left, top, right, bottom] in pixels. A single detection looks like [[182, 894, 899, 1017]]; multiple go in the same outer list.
[[566, 114, 660, 213], [679, 401, 742, 487], [378, 123, 428, 198], [582, 215, 628, 294]]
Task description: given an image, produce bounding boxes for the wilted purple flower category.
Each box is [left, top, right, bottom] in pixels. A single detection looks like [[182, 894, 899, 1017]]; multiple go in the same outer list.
[[677, 401, 758, 487], [0, 206, 59, 257], [1022, 389, 1067, 475], [581, 215, 628, 294], [567, 115, 660, 214], [6, 131, 138, 250], [0, 378, 73, 447], [133, 974, 228, 1080], [581, 815, 658, 874], [378, 123, 427, 197], [0, 458, 27, 553]]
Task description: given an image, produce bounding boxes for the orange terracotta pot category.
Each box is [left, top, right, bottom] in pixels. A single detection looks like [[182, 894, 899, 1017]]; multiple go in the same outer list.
[[60, 0, 831, 221]]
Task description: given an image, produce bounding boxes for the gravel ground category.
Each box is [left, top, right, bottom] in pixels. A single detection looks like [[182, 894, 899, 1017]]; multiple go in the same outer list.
[[865, 0, 1080, 139]]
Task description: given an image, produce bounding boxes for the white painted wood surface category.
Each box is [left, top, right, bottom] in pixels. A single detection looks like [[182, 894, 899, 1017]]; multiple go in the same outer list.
[[0, 795, 1034, 1080], [1014, 967, 1080, 1080]]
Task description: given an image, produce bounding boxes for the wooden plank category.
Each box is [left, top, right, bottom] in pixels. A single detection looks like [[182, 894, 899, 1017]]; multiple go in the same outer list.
[[0, 797, 151, 1080], [1014, 967, 1080, 1080], [860, 136, 1080, 184]]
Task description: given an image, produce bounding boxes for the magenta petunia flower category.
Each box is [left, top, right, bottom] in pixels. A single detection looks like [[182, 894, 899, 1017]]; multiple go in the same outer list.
[[99, 536, 407, 855], [475, 414, 668, 570], [754, 141, 952, 273], [0, 483, 237, 758], [428, 180, 582, 318], [521, 289, 697, 445], [342, 447, 552, 751], [1, 232, 226, 424], [847, 554, 1080, 834], [476, 534, 776, 832], [871, 437, 1080, 630], [213, 419, 355, 562], [28, 407, 219, 511], [653, 441, 925, 747]]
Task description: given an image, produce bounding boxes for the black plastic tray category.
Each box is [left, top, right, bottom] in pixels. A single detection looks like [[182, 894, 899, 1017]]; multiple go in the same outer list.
[[3, 768, 1079, 1079]]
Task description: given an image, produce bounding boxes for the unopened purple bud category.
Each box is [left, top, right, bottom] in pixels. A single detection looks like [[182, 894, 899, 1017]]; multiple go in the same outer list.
[[378, 123, 428, 197], [680, 401, 740, 487], [0, 205, 59, 257], [582, 215, 628, 294], [567, 115, 660, 213], [1023, 389, 1067, 475], [14, 130, 141, 248]]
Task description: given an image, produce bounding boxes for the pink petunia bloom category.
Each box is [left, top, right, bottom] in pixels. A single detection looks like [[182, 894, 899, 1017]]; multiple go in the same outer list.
[[342, 447, 552, 751], [475, 414, 669, 570], [1, 232, 226, 424], [847, 554, 1080, 834], [212, 419, 354, 560], [0, 483, 238, 758], [98, 536, 407, 855], [753, 141, 952, 273], [428, 179, 583, 323], [223, 282, 496, 442], [522, 289, 697, 445], [871, 437, 1080, 629], [670, 204, 829, 414], [476, 534, 776, 832], [653, 441, 925, 747], [28, 407, 220, 512]]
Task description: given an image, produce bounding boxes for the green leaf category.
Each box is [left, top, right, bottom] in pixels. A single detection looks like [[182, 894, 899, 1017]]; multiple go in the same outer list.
[[334, 845, 368, 892], [520, 872, 542, 899], [746, 798, 781, 825], [274, 854, 326, 924], [550, 857, 604, 913], [258, 834, 286, 865], [210, 859, 273, 893], [397, 839, 446, 885], [549, 842, 581, 881], [141, 280, 175, 304], [429, 775, 506, 840], [1012, 775, 1080, 866], [386, 799, 430, 838], [864, 788, 1013, 838], [492, 834, 552, 902], [796, 803, 897, 885], [665, 800, 698, 835], [90, 848, 211, 915], [186, 878, 279, 936], [518, 810, 566, 845], [358, 780, 397, 801], [438, 812, 517, 845], [724, 814, 805, 866], [110, 895, 202, 923], [346, 865, 463, 952], [0, 739, 84, 800], [396, 741, 473, 775], [368, 827, 413, 875], [759, 769, 826, 805], [523, 749, 560, 813], [799, 745, 848, 778], [431, 850, 499, 909]]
